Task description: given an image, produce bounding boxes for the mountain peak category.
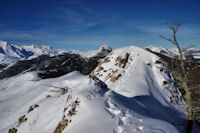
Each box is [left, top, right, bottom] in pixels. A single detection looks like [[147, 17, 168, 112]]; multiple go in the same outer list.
[[0, 40, 8, 46], [94, 44, 112, 58], [99, 44, 112, 52], [0, 40, 10, 52]]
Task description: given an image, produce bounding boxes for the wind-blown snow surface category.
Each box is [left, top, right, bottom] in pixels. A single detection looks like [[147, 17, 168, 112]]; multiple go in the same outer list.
[[0, 71, 116, 133], [0, 46, 198, 133]]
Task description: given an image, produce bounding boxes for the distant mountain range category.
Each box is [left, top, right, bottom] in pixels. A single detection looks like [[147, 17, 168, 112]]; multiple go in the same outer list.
[[0, 40, 65, 65], [0, 40, 114, 66]]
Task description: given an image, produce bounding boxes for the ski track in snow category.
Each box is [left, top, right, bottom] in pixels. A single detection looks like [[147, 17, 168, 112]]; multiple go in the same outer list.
[[105, 93, 145, 133], [103, 56, 146, 133]]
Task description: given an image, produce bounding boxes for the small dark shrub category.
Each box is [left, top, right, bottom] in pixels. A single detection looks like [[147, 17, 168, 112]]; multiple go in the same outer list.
[[18, 115, 27, 126], [28, 104, 39, 113], [163, 81, 168, 85], [8, 128, 17, 133]]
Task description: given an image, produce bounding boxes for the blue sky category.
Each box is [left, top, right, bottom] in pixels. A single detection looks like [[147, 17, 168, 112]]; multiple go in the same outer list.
[[0, 0, 200, 50]]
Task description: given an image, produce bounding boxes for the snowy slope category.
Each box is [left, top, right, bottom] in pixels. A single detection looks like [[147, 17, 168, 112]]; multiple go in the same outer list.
[[91, 46, 179, 99], [0, 46, 199, 133], [0, 71, 116, 133], [0, 40, 32, 64]]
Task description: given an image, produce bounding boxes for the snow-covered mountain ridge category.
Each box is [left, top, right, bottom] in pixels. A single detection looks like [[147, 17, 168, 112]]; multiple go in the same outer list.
[[146, 46, 200, 60], [1, 45, 199, 133], [0, 40, 65, 65]]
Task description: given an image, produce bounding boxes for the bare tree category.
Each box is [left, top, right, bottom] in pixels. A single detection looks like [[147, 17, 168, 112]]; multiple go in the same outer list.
[[160, 20, 193, 133], [160, 20, 185, 75]]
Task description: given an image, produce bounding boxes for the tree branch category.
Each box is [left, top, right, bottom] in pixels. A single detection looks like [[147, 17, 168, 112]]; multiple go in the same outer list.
[[160, 36, 176, 45]]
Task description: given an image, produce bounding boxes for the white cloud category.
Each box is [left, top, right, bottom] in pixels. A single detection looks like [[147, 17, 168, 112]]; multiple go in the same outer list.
[[0, 31, 40, 40], [137, 25, 171, 34]]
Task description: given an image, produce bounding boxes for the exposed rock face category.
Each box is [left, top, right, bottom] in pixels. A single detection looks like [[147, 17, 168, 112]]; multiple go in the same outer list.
[[38, 53, 97, 79], [0, 55, 49, 79], [0, 45, 112, 79]]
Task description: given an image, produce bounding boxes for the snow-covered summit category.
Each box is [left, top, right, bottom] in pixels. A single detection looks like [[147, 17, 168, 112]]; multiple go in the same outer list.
[[22, 44, 65, 58], [91, 46, 182, 101], [0, 40, 32, 65], [99, 44, 112, 52], [0, 40, 32, 58]]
